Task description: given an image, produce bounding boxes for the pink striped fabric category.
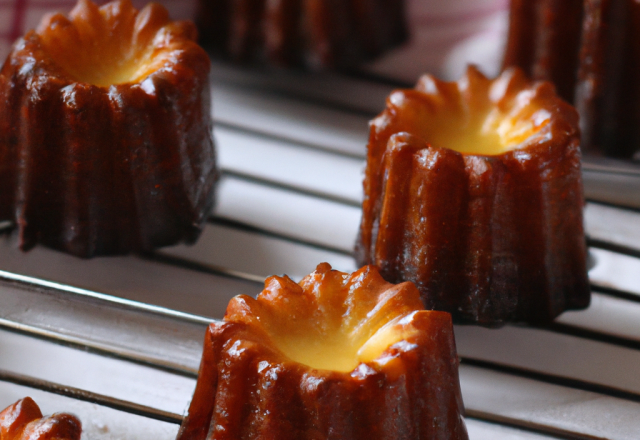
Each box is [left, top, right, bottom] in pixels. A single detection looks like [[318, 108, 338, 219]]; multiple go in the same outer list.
[[0, 0, 508, 82]]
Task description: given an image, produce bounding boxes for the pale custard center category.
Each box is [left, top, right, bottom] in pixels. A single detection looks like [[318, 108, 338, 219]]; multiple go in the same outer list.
[[41, 38, 163, 87], [270, 316, 414, 373], [423, 105, 539, 156], [35, 4, 171, 88]]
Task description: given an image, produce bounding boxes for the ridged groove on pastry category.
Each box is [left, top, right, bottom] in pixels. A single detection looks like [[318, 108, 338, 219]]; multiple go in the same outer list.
[[178, 263, 468, 440], [356, 67, 590, 327], [0, 0, 217, 257], [196, 0, 407, 69], [503, 0, 640, 158], [0, 397, 81, 440]]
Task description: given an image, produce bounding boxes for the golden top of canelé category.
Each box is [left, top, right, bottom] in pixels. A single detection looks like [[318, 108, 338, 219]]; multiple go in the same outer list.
[[36, 0, 197, 87], [224, 263, 426, 373], [375, 66, 577, 156]]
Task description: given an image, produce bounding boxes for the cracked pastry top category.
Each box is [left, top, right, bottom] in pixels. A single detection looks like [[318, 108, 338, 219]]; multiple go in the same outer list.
[[0, 0, 218, 257], [0, 397, 81, 440], [356, 66, 590, 327], [178, 263, 468, 440]]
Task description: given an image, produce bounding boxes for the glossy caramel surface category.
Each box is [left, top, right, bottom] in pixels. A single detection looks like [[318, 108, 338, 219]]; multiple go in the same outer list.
[[385, 68, 553, 156], [37, 0, 192, 86], [225, 262, 425, 372], [0, 0, 218, 257], [357, 67, 590, 326], [178, 263, 468, 440], [0, 398, 81, 440]]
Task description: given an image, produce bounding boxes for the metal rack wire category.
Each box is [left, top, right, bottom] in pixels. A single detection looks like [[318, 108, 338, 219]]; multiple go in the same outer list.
[[1, 62, 639, 440]]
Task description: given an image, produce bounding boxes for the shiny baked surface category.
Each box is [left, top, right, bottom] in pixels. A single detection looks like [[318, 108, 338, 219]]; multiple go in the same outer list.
[[357, 67, 590, 326], [225, 262, 426, 372], [0, 63, 638, 439], [0, 0, 218, 257], [0, 397, 81, 440], [37, 0, 193, 86], [178, 263, 468, 440]]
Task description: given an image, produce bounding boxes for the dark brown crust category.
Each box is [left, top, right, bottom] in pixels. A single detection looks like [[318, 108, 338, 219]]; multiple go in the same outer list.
[[195, 0, 407, 69], [0, 397, 81, 440], [0, 1, 218, 257], [179, 321, 468, 440], [178, 265, 468, 440], [503, 0, 640, 158], [535, 0, 583, 102], [503, 0, 536, 78], [575, 0, 638, 157], [356, 68, 590, 327], [504, 0, 584, 103]]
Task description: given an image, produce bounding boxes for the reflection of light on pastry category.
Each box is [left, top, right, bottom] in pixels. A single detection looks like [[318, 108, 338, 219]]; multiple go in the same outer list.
[[37, 0, 179, 86], [178, 263, 468, 440], [357, 67, 590, 327], [238, 265, 424, 373], [0, 0, 217, 257], [0, 397, 81, 440]]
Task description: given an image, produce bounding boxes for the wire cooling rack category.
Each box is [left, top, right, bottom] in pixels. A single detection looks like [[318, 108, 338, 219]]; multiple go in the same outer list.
[[1, 62, 640, 440]]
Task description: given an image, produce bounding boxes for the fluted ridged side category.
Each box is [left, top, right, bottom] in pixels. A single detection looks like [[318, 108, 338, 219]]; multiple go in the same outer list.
[[356, 67, 590, 327], [196, 0, 407, 69], [0, 397, 81, 440], [503, 0, 640, 158], [178, 264, 468, 440], [0, 0, 217, 257]]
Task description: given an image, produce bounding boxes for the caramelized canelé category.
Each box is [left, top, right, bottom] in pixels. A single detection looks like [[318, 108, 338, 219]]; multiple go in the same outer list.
[[178, 263, 468, 440], [0, 397, 81, 440], [503, 0, 640, 158], [357, 67, 590, 327], [0, 0, 217, 257], [196, 0, 407, 69]]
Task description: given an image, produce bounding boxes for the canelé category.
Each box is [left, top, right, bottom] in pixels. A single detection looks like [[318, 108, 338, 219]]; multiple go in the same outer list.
[[196, 0, 407, 69], [178, 263, 468, 440], [356, 66, 590, 327], [503, 0, 640, 158], [0, 0, 218, 257], [0, 397, 81, 440]]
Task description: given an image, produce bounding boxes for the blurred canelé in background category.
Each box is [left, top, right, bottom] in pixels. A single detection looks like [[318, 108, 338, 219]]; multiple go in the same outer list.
[[5, 0, 637, 160], [194, 0, 408, 70], [0, 0, 508, 79], [503, 0, 640, 160]]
